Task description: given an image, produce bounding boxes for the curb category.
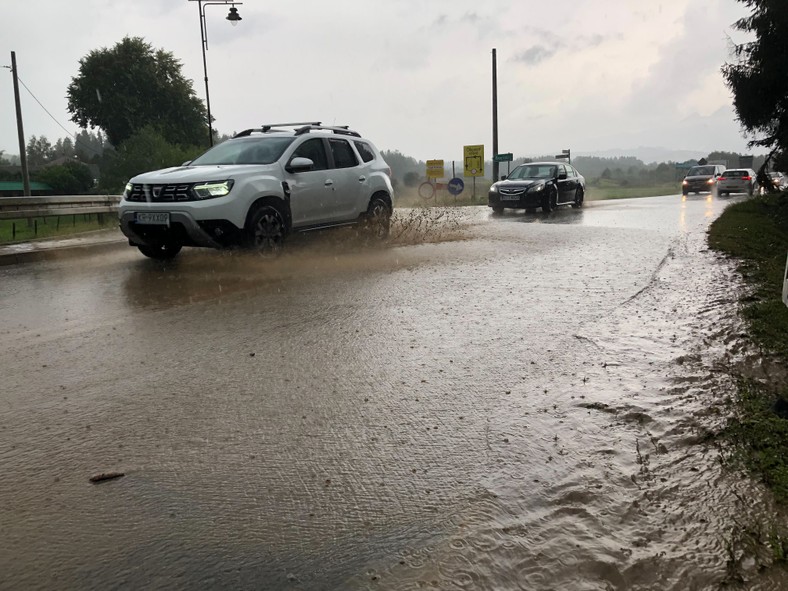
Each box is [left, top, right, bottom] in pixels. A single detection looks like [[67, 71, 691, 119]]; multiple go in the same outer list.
[[0, 236, 128, 267]]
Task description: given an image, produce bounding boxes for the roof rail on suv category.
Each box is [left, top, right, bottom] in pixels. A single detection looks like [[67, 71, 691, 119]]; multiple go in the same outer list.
[[233, 122, 323, 138], [294, 124, 361, 138]]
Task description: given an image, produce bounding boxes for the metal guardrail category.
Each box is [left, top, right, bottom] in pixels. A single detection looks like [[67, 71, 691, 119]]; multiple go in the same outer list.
[[0, 195, 121, 220]]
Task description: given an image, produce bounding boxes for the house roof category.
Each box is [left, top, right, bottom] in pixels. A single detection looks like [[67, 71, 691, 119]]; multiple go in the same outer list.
[[0, 181, 54, 191]]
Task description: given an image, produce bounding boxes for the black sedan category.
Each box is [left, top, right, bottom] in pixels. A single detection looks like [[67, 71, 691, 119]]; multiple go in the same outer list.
[[488, 161, 586, 213]]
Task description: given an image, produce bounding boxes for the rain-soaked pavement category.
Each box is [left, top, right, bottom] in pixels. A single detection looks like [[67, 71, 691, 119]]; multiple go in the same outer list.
[[1, 194, 786, 590]]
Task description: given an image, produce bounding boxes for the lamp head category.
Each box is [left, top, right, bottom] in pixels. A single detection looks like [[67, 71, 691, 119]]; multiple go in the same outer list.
[[226, 6, 242, 26]]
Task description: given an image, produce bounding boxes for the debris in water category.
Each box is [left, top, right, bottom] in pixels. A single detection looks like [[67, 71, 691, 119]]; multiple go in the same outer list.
[[89, 472, 125, 483]]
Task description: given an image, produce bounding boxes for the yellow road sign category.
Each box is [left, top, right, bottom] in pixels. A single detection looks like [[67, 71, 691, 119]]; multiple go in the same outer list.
[[426, 159, 444, 179], [463, 145, 484, 177]]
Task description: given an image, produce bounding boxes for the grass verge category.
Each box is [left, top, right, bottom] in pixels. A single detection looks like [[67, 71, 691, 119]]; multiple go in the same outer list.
[[0, 214, 118, 245], [708, 191, 788, 504], [586, 181, 679, 200], [708, 191, 788, 358]]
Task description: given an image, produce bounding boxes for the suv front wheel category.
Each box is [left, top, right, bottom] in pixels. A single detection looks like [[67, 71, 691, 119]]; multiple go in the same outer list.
[[246, 204, 287, 254]]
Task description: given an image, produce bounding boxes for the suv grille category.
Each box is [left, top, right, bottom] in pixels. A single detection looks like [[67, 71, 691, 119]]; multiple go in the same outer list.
[[126, 184, 194, 202]]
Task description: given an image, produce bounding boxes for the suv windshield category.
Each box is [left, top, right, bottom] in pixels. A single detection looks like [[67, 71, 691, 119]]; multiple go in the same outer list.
[[508, 164, 557, 180], [724, 170, 748, 178], [190, 136, 295, 166], [687, 166, 714, 176]]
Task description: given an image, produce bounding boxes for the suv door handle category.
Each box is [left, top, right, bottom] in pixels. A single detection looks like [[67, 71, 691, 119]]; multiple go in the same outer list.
[[358, 176, 366, 182], [324, 180, 334, 187]]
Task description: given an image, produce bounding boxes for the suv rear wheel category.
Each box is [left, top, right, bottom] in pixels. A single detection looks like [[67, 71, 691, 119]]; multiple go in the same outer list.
[[246, 204, 287, 254], [363, 195, 391, 239]]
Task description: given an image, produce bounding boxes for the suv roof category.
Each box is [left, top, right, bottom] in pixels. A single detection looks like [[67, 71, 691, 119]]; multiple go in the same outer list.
[[233, 122, 362, 139]]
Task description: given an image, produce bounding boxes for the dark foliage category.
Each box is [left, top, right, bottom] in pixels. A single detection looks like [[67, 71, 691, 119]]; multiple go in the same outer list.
[[67, 37, 208, 148], [723, 1, 788, 175]]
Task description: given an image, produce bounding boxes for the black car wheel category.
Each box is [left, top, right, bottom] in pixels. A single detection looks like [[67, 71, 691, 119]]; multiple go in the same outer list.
[[246, 204, 286, 254], [571, 187, 584, 208], [363, 195, 391, 239], [138, 242, 182, 260], [542, 187, 557, 213]]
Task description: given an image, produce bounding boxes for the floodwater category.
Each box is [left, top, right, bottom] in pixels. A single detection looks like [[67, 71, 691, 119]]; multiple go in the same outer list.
[[0, 195, 786, 590]]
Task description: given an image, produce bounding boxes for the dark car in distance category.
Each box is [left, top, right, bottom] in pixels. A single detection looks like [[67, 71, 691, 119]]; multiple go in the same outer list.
[[488, 161, 585, 213], [681, 164, 725, 195]]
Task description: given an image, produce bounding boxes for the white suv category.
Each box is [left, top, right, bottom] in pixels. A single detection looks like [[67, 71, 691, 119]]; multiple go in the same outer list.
[[118, 123, 394, 259]]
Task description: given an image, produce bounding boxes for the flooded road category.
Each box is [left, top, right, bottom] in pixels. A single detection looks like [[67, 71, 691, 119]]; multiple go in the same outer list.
[[1, 195, 785, 590]]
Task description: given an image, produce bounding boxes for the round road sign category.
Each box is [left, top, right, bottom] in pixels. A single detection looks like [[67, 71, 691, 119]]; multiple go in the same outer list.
[[447, 177, 465, 196]]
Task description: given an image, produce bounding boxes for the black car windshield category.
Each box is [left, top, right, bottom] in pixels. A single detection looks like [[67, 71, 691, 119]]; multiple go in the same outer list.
[[508, 164, 557, 180], [190, 136, 295, 166], [687, 166, 714, 176]]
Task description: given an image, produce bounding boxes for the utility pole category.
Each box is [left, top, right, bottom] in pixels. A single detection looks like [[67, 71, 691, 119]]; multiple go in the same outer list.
[[10, 51, 31, 197], [492, 48, 499, 183]]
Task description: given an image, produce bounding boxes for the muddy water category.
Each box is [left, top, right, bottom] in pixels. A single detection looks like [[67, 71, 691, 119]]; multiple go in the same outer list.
[[0, 196, 785, 590]]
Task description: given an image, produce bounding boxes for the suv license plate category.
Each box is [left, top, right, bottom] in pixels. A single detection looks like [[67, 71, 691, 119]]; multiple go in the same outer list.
[[136, 212, 170, 225], [501, 194, 521, 201]]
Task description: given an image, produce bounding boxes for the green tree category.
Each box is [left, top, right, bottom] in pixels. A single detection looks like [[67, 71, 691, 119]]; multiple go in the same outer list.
[[26, 135, 55, 166], [53, 137, 76, 159], [67, 37, 208, 147], [381, 149, 424, 185], [403, 171, 420, 187], [723, 1, 788, 177], [34, 161, 94, 194], [74, 129, 108, 162], [99, 126, 204, 192]]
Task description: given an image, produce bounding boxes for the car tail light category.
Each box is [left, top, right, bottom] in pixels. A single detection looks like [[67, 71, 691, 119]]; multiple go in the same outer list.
[[718, 176, 727, 181], [742, 175, 752, 181]]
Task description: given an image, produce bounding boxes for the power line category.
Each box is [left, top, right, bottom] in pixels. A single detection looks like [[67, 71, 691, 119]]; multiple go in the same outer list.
[[14, 75, 105, 158]]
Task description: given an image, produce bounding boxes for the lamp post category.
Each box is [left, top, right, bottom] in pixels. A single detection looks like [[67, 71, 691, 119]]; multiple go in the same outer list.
[[188, 0, 243, 147]]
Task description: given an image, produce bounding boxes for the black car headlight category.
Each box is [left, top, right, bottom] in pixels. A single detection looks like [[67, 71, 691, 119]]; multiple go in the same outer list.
[[527, 183, 545, 193], [192, 180, 234, 200]]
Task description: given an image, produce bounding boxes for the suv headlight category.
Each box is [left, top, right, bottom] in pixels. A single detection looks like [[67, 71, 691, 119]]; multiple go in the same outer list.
[[527, 183, 545, 193], [192, 180, 234, 199], [123, 182, 133, 198]]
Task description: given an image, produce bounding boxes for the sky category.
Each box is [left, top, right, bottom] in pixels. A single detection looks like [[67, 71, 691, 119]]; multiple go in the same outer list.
[[0, 0, 756, 164]]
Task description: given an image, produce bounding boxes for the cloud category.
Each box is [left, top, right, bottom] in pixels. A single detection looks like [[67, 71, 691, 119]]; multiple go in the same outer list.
[[512, 43, 563, 66]]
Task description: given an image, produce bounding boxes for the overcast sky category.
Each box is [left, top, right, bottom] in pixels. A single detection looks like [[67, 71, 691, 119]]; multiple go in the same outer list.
[[1, 0, 755, 163]]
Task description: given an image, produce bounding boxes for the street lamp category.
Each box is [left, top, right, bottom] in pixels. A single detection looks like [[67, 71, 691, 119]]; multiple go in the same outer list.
[[188, 0, 243, 147]]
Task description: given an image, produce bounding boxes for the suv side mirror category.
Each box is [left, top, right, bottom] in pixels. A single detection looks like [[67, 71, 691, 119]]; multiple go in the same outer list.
[[286, 157, 314, 173], [500, 175, 507, 181], [558, 172, 568, 180]]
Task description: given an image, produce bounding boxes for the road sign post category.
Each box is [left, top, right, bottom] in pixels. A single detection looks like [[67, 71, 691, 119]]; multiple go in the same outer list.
[[555, 149, 571, 164]]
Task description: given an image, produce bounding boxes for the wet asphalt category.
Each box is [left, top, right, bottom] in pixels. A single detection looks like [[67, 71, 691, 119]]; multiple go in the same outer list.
[[1, 194, 786, 590]]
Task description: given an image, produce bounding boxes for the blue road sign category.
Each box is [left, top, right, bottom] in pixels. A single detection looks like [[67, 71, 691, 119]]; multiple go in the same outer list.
[[448, 177, 465, 196]]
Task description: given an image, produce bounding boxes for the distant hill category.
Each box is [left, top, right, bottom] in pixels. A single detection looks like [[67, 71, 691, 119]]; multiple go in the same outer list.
[[576, 147, 707, 164]]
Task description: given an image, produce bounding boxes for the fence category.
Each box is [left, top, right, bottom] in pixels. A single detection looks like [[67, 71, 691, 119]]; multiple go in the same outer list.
[[0, 195, 121, 242]]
